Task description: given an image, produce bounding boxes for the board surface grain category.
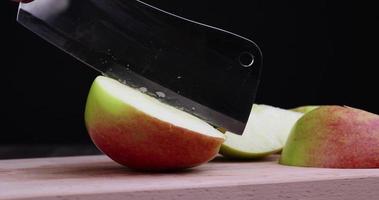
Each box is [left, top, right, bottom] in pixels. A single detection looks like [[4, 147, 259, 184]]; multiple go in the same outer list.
[[1, 155, 378, 200]]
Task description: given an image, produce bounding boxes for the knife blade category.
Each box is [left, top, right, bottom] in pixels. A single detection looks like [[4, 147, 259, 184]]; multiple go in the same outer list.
[[17, 0, 262, 135]]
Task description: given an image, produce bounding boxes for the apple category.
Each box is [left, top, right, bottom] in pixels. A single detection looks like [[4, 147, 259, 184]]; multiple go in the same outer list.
[[85, 76, 225, 171], [280, 106, 379, 168], [219, 104, 303, 159], [291, 105, 319, 113]]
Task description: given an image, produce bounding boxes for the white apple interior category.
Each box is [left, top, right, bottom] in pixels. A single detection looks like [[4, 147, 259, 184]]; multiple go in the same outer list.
[[224, 104, 303, 154], [96, 76, 225, 139]]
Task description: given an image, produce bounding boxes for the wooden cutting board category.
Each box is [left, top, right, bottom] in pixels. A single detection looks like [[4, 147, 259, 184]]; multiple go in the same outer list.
[[1, 155, 378, 200]]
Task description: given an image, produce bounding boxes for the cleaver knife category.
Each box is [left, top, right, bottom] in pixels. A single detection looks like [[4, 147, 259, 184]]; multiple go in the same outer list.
[[17, 0, 262, 135]]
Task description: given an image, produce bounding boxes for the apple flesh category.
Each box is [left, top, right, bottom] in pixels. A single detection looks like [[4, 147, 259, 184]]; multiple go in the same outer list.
[[291, 105, 319, 113], [280, 106, 379, 168], [219, 104, 303, 159], [85, 76, 225, 171]]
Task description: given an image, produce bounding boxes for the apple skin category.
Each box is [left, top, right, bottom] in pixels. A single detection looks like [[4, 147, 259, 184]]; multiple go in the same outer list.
[[280, 106, 379, 168], [291, 105, 319, 113], [85, 77, 225, 171]]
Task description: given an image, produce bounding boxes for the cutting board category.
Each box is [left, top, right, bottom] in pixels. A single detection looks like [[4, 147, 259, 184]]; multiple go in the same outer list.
[[1, 155, 379, 200]]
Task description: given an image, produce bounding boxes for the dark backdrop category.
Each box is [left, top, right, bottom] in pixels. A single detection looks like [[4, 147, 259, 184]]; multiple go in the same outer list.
[[1, 1, 377, 146]]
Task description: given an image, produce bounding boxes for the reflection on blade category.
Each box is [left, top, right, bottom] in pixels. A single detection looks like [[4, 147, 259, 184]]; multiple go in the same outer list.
[[105, 64, 247, 133]]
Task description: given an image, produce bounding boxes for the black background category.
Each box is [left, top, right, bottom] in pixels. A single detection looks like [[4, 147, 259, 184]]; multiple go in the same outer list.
[[1, 1, 378, 147]]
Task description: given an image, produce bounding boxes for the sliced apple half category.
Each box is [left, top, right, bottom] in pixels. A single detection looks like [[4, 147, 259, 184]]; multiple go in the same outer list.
[[219, 104, 303, 159], [85, 76, 225, 171]]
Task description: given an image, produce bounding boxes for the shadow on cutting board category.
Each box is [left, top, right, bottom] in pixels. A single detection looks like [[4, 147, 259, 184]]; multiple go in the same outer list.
[[212, 154, 279, 163], [0, 144, 102, 159]]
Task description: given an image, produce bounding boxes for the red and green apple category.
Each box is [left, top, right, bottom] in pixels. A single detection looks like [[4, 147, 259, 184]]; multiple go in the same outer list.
[[280, 106, 379, 168], [85, 76, 225, 171]]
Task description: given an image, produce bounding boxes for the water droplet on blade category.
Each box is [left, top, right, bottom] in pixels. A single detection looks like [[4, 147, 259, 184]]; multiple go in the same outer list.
[[155, 91, 166, 98], [139, 87, 148, 93]]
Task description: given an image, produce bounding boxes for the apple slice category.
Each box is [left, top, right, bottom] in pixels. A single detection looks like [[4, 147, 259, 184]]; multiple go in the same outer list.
[[85, 76, 225, 171], [219, 104, 303, 159]]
